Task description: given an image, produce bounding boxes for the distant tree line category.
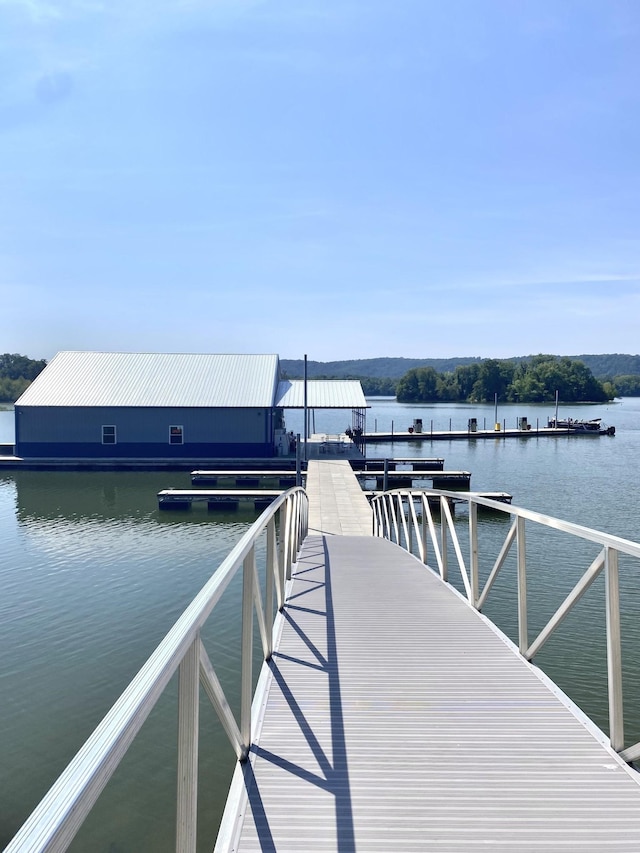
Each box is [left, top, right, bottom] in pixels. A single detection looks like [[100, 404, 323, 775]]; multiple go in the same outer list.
[[611, 375, 640, 396], [331, 375, 397, 396], [0, 354, 47, 402], [280, 371, 398, 396], [396, 356, 616, 404]]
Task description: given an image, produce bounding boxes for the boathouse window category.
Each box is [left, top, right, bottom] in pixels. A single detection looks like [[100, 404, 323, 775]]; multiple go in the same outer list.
[[102, 425, 117, 445], [169, 425, 183, 445]]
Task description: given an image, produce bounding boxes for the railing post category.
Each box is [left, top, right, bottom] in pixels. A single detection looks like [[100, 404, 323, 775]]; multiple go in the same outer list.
[[293, 491, 301, 557], [605, 546, 624, 751], [277, 505, 286, 601], [440, 496, 448, 582], [267, 516, 281, 614], [176, 634, 200, 853], [517, 516, 528, 655], [284, 498, 293, 581], [396, 493, 406, 546], [469, 501, 479, 608], [421, 496, 428, 565], [240, 549, 254, 758], [389, 494, 400, 544], [371, 499, 379, 536], [382, 495, 391, 540]]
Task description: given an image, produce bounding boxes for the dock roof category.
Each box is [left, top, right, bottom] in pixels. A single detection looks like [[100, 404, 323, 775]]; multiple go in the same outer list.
[[275, 379, 368, 409], [15, 351, 281, 408]]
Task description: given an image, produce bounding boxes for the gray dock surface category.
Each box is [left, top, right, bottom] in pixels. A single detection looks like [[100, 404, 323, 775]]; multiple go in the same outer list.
[[217, 461, 640, 851], [305, 459, 372, 536]]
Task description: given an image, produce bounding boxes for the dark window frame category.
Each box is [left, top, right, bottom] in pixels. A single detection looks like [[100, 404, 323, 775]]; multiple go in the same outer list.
[[169, 425, 184, 445], [102, 425, 117, 445]]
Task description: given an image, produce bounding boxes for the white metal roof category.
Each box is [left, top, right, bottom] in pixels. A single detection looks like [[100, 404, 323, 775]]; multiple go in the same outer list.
[[275, 379, 368, 409], [15, 352, 281, 408]]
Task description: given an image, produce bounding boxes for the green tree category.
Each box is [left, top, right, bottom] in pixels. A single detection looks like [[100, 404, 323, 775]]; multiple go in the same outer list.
[[396, 367, 440, 402], [0, 354, 47, 402], [395, 355, 613, 404], [469, 359, 514, 403]]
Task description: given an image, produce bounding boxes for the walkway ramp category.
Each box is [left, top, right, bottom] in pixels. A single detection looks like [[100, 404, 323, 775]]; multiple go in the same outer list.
[[218, 534, 640, 851], [305, 459, 372, 536]]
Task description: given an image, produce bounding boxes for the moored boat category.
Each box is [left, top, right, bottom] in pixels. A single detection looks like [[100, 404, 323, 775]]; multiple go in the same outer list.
[[547, 417, 615, 435]]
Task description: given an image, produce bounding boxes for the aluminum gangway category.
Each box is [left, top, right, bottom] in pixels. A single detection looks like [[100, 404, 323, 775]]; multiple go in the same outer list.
[[218, 460, 640, 851]]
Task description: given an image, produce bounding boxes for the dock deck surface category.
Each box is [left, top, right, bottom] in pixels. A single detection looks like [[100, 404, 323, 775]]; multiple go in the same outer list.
[[217, 462, 640, 851], [305, 459, 372, 536]]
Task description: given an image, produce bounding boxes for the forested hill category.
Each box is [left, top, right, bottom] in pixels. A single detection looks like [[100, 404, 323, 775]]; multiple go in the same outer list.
[[281, 354, 640, 381], [280, 357, 482, 380], [575, 354, 640, 377]]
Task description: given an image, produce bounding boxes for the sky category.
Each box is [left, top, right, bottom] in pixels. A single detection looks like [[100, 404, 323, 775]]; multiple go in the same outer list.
[[1, 0, 639, 363]]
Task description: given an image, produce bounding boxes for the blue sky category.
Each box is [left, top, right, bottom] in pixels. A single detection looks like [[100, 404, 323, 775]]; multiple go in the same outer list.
[[1, 0, 639, 362]]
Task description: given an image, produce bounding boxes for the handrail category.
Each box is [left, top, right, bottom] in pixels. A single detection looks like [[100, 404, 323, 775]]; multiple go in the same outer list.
[[371, 487, 640, 764], [5, 487, 308, 853]]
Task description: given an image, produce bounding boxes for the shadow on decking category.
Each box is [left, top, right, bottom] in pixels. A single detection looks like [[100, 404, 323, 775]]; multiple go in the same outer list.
[[243, 536, 356, 852]]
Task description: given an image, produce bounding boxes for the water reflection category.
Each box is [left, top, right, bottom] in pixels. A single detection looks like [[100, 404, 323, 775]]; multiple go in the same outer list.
[[0, 471, 258, 851]]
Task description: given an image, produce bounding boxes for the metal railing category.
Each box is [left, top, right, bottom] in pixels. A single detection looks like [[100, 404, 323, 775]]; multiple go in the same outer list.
[[6, 487, 308, 853], [372, 488, 640, 763]]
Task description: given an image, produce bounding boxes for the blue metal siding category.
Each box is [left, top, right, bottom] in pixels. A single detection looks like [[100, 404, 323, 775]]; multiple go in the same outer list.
[[16, 442, 273, 459], [16, 406, 275, 458]]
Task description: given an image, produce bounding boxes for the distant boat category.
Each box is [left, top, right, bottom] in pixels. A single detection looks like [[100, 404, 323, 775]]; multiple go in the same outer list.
[[547, 417, 615, 435]]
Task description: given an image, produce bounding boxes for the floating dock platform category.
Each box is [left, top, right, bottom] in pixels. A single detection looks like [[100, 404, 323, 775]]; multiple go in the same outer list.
[[157, 489, 282, 511], [364, 425, 614, 442], [355, 469, 472, 490], [190, 470, 300, 488]]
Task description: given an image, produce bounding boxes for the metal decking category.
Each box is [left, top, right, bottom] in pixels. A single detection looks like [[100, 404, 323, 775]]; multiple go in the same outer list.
[[217, 461, 640, 851]]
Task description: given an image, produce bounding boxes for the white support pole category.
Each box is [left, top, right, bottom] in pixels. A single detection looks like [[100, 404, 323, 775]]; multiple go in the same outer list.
[[469, 501, 479, 608], [240, 551, 254, 756], [283, 499, 293, 581], [199, 642, 244, 759], [421, 496, 428, 565], [440, 496, 448, 583], [517, 516, 528, 655], [176, 634, 200, 853], [277, 505, 286, 606], [605, 546, 624, 752], [267, 517, 282, 614], [525, 550, 605, 661]]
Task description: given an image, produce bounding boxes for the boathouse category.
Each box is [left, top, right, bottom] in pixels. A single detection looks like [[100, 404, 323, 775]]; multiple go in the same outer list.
[[13, 351, 367, 460]]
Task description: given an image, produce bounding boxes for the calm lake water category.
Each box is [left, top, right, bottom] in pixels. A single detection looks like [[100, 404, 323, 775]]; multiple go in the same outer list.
[[1, 397, 640, 850]]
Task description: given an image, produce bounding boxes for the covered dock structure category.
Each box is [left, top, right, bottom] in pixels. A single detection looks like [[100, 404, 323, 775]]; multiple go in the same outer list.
[[12, 352, 367, 461]]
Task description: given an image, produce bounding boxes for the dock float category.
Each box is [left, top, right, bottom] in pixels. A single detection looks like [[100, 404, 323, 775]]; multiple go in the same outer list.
[[354, 469, 471, 490], [350, 457, 445, 472], [190, 470, 300, 488], [157, 489, 282, 511]]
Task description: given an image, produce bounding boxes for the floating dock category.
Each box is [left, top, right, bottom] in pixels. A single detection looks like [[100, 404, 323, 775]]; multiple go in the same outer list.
[[364, 425, 614, 442], [190, 470, 300, 488], [355, 469, 472, 490], [157, 489, 282, 511], [350, 457, 445, 471]]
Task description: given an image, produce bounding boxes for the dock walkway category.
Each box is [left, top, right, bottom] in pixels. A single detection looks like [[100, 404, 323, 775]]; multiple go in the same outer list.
[[218, 462, 640, 851], [364, 426, 610, 442]]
